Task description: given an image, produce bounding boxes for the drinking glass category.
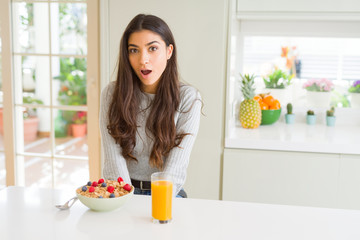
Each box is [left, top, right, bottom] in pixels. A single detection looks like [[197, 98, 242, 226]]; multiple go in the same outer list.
[[151, 172, 173, 224]]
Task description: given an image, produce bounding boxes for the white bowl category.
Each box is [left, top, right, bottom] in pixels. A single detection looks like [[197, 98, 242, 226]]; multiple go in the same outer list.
[[76, 186, 134, 212]]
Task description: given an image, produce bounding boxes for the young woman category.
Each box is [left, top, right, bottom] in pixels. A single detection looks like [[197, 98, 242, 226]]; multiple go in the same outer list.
[[100, 14, 201, 197]]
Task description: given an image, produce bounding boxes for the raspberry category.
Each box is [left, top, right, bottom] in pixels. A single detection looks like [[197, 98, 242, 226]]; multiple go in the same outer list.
[[117, 177, 123, 183], [123, 184, 131, 192], [89, 186, 95, 193], [91, 181, 98, 187], [98, 178, 105, 184], [107, 186, 115, 193]]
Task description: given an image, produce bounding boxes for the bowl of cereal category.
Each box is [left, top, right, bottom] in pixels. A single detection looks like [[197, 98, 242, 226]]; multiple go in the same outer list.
[[76, 178, 134, 212]]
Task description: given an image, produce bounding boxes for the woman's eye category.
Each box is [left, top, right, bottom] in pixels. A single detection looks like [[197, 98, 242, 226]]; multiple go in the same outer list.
[[129, 48, 138, 53], [149, 46, 157, 52]]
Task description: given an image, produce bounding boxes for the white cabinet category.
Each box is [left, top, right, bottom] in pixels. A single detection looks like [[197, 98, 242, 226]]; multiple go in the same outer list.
[[337, 154, 360, 210], [223, 148, 360, 210]]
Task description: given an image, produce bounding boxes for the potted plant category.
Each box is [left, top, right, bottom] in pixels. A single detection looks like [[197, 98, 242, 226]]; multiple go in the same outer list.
[[326, 107, 336, 127], [263, 69, 293, 105], [303, 78, 334, 108], [71, 111, 87, 137], [0, 96, 43, 140], [54, 58, 87, 136], [22, 96, 44, 141], [348, 80, 360, 108], [306, 110, 316, 125], [263, 69, 293, 89], [285, 103, 295, 124]]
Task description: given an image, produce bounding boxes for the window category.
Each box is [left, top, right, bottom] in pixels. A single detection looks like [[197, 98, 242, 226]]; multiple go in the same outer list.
[[0, 0, 100, 189], [241, 36, 360, 108], [228, 19, 360, 120]]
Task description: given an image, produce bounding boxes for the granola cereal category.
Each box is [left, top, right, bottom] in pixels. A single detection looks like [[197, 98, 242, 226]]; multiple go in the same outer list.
[[77, 179, 132, 198]]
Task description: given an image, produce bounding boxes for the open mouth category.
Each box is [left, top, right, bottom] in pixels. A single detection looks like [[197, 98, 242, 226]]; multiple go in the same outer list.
[[141, 70, 152, 75]]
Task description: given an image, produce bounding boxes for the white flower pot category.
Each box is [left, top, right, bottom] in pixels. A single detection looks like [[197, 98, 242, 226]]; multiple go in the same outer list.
[[265, 87, 291, 106], [350, 93, 360, 108], [306, 91, 331, 108]]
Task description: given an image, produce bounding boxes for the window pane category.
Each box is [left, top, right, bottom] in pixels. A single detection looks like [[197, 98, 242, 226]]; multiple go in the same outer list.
[[242, 36, 359, 108], [243, 36, 360, 81], [23, 156, 52, 188], [54, 158, 89, 190], [52, 57, 87, 106], [54, 110, 88, 158], [13, 55, 50, 106], [12, 2, 49, 54], [51, 3, 87, 55], [15, 106, 51, 155]]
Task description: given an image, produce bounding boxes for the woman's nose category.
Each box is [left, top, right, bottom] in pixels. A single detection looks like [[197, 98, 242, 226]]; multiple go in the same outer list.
[[140, 52, 149, 65]]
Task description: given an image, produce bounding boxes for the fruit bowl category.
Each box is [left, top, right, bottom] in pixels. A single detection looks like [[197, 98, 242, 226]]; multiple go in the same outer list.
[[261, 108, 281, 125], [76, 186, 134, 212]]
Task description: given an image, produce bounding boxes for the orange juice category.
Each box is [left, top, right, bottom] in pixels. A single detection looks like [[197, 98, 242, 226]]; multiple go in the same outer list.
[[151, 180, 173, 221]]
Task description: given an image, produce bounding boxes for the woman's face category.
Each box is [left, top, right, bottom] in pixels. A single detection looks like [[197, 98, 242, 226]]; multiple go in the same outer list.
[[128, 30, 173, 94]]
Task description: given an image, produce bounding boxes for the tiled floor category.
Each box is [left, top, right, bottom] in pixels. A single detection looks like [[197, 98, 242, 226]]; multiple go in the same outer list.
[[0, 135, 89, 189]]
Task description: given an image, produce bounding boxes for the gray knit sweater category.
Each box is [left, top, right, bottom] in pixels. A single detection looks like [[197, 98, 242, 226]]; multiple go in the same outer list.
[[100, 82, 201, 195]]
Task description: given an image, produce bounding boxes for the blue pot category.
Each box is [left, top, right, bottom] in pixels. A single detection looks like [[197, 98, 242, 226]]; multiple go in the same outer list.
[[306, 115, 316, 125], [285, 114, 295, 124], [326, 116, 336, 127]]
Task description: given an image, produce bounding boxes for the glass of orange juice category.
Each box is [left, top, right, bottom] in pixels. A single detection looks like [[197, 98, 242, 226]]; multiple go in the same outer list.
[[151, 172, 173, 224]]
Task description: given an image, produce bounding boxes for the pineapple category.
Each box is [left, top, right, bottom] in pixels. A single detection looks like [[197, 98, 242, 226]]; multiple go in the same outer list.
[[239, 74, 261, 129]]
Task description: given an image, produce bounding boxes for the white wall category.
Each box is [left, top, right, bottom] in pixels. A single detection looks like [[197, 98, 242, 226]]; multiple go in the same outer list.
[[101, 0, 229, 199]]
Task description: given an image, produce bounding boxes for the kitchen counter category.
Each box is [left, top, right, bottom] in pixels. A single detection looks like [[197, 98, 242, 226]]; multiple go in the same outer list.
[[2, 186, 360, 240], [226, 121, 360, 155]]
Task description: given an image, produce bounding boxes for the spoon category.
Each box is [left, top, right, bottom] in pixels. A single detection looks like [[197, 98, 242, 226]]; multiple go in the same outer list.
[[55, 196, 78, 210]]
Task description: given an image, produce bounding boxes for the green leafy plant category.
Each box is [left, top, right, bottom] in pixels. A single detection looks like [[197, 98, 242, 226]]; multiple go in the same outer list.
[[54, 57, 87, 125], [263, 69, 292, 89], [55, 58, 87, 106], [22, 96, 43, 119], [349, 80, 360, 93]]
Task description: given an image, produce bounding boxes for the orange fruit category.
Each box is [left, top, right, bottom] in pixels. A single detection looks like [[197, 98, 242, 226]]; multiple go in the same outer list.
[[259, 100, 269, 110], [253, 95, 262, 102], [269, 99, 281, 110], [263, 95, 275, 106]]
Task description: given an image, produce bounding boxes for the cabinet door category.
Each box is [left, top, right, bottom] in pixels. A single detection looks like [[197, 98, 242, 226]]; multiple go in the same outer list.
[[337, 154, 360, 210], [223, 149, 340, 208]]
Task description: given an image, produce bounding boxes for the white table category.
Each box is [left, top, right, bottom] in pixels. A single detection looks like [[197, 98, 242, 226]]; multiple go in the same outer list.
[[1, 186, 360, 240]]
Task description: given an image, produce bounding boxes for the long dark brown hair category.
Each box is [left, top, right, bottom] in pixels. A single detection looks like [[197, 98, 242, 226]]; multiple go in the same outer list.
[[107, 14, 188, 170]]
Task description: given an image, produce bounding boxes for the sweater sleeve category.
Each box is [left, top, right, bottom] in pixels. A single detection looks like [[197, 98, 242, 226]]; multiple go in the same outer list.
[[163, 86, 202, 196], [100, 82, 132, 185]]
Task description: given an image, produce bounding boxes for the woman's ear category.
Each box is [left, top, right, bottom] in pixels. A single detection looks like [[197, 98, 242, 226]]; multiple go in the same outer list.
[[167, 44, 173, 60]]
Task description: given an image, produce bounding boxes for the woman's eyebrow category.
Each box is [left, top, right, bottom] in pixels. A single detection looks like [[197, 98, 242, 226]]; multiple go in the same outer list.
[[128, 44, 138, 48], [128, 41, 160, 48], [146, 41, 160, 46]]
